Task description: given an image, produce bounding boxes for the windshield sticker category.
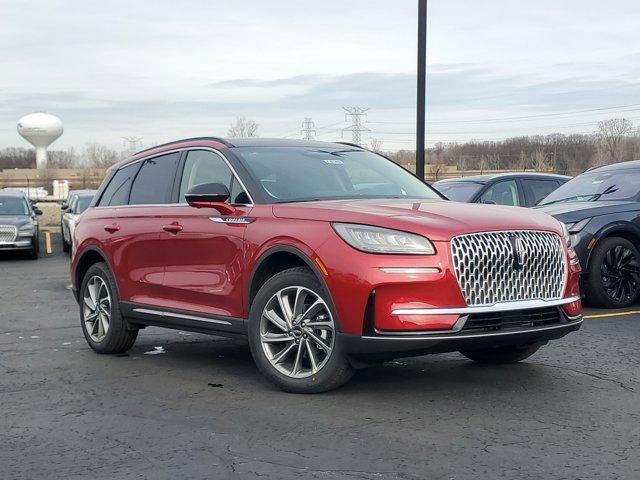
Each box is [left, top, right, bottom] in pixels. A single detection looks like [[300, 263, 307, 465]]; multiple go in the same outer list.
[[323, 159, 344, 165]]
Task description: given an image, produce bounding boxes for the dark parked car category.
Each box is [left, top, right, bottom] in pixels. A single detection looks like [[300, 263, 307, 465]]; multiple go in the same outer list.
[[537, 160, 640, 308], [434, 172, 570, 207], [0, 189, 42, 259], [70, 137, 581, 393]]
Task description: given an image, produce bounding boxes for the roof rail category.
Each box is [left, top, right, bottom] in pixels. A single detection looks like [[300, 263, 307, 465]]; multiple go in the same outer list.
[[133, 137, 231, 156]]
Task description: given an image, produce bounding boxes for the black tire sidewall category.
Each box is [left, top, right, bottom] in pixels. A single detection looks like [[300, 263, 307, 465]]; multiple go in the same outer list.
[[248, 268, 353, 393], [588, 237, 640, 309]]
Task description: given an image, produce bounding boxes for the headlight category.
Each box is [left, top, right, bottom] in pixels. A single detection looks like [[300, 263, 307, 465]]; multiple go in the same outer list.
[[565, 218, 591, 234], [332, 223, 435, 254], [18, 222, 35, 235]]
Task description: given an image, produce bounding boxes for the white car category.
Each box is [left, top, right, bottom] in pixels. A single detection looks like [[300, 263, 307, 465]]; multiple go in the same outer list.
[[61, 191, 96, 253]]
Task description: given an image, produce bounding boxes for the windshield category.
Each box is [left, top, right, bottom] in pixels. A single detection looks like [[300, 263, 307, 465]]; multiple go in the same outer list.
[[539, 168, 640, 205], [75, 196, 93, 213], [233, 147, 440, 202], [434, 181, 483, 202], [0, 196, 29, 215]]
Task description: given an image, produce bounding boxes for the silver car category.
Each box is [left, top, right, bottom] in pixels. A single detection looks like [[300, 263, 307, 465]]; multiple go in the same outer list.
[[61, 191, 96, 254]]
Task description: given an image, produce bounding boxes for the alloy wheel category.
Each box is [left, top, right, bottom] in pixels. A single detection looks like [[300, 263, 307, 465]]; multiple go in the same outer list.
[[83, 275, 111, 342], [260, 286, 335, 379], [601, 245, 640, 303]]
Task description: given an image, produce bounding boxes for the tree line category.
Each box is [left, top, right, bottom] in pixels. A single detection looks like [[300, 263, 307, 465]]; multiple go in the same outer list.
[[2, 117, 638, 175]]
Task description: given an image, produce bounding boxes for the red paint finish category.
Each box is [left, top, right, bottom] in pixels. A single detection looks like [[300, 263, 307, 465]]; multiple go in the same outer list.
[[72, 140, 582, 344]]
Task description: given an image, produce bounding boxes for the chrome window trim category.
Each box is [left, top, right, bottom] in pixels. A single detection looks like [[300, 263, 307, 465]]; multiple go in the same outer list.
[[95, 146, 254, 208], [132, 307, 232, 326], [391, 295, 580, 315]]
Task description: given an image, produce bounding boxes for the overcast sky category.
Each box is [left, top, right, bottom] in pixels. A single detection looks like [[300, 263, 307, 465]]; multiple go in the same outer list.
[[2, 0, 640, 152]]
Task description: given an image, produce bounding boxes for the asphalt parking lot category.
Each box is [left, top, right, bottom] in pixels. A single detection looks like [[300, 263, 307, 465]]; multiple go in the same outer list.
[[1, 234, 639, 480]]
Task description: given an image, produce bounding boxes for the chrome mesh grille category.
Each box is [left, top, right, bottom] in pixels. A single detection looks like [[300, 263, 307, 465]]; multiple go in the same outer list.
[[0, 225, 17, 243], [450, 230, 566, 307]]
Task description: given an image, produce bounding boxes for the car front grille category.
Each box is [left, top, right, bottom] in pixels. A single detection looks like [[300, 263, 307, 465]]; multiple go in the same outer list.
[[462, 307, 562, 333], [0, 225, 17, 243], [450, 230, 566, 307]]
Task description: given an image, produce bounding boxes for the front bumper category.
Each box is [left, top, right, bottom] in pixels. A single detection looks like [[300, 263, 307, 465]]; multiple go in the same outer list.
[[0, 239, 33, 250], [341, 310, 582, 357]]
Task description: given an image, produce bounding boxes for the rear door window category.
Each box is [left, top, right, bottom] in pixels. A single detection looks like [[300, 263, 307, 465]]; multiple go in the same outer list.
[[129, 153, 181, 205], [479, 180, 520, 206], [523, 179, 562, 206]]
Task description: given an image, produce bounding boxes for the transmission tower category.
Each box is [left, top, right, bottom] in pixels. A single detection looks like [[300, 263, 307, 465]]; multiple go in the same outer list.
[[301, 117, 316, 140], [122, 136, 143, 155], [342, 107, 370, 145]]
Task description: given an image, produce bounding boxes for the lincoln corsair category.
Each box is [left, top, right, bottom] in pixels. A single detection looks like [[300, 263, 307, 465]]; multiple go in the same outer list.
[[0, 189, 42, 259], [71, 138, 582, 392]]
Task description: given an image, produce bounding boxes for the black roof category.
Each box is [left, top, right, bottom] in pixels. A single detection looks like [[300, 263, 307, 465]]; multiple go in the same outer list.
[[225, 138, 363, 149], [133, 137, 365, 156], [434, 172, 571, 184]]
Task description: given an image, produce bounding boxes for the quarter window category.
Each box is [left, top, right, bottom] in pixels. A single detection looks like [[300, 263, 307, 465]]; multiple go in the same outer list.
[[129, 153, 180, 205], [98, 163, 139, 207]]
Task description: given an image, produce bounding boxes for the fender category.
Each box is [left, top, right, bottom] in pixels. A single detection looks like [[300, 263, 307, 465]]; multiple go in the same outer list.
[[247, 244, 341, 331]]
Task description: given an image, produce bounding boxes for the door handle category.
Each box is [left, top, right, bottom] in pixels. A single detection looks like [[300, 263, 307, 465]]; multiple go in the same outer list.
[[162, 222, 183, 234], [104, 224, 120, 233]]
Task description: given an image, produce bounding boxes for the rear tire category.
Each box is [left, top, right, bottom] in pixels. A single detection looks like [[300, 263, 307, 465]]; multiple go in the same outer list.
[[62, 231, 69, 253], [460, 343, 542, 364], [248, 267, 354, 393], [586, 237, 640, 309], [79, 262, 138, 354]]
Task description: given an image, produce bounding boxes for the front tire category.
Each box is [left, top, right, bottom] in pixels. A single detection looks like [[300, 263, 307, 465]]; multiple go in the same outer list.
[[248, 267, 354, 393], [460, 343, 542, 364], [79, 262, 138, 354], [586, 237, 640, 309], [27, 234, 39, 260]]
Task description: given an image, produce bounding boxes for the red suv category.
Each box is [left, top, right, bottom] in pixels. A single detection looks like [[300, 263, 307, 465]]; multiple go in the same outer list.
[[71, 137, 583, 392]]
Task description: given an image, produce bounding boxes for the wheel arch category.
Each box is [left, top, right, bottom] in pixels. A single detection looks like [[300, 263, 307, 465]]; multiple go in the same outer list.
[[74, 246, 118, 300], [247, 246, 339, 328], [586, 221, 640, 271]]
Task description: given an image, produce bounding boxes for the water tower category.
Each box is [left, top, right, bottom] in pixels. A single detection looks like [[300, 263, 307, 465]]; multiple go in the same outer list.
[[17, 113, 64, 169]]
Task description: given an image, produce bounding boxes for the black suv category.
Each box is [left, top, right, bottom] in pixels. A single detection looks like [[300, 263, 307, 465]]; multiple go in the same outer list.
[[0, 189, 42, 259], [538, 160, 640, 308], [433, 172, 569, 207]]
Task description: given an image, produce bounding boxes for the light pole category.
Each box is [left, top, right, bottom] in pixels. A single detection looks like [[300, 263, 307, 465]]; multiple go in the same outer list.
[[416, 0, 427, 180]]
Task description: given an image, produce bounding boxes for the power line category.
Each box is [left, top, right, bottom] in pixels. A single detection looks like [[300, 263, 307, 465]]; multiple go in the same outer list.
[[342, 107, 370, 145]]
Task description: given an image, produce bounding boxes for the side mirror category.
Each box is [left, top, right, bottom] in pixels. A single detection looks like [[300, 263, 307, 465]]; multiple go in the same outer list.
[[33, 208, 43, 216], [61, 204, 68, 210], [185, 183, 236, 215]]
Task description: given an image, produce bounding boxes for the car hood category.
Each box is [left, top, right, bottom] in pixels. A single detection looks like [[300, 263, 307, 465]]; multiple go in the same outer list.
[[273, 199, 562, 241], [0, 215, 32, 227], [536, 200, 640, 223]]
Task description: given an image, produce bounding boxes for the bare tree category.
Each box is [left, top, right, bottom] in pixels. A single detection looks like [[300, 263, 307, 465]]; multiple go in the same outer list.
[[369, 138, 383, 153], [531, 148, 551, 171], [598, 118, 634, 162], [227, 117, 259, 138], [82, 143, 120, 168]]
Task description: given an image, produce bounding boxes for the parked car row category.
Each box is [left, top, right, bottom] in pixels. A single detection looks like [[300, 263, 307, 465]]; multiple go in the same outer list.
[[70, 137, 583, 393], [431, 163, 640, 309]]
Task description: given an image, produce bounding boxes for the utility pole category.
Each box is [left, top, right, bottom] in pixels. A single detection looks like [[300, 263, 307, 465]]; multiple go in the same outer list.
[[416, 0, 427, 180], [122, 136, 143, 156], [301, 117, 316, 140], [342, 107, 370, 146]]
